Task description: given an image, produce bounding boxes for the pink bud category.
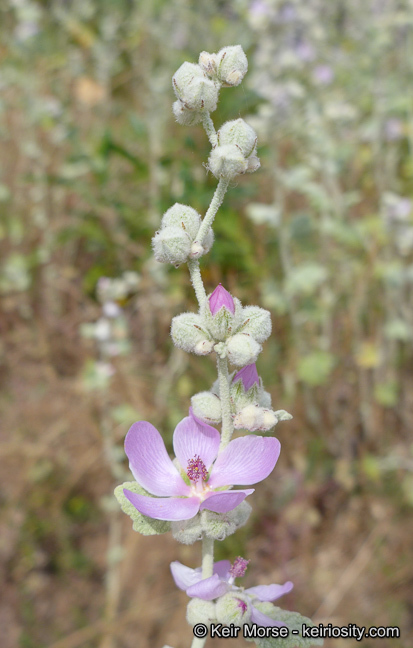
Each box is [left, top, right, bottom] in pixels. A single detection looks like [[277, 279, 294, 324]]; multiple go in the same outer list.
[[209, 284, 235, 316], [233, 363, 259, 391]]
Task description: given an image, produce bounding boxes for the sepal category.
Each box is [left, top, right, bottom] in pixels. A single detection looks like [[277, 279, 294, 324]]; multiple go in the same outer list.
[[114, 482, 170, 535], [201, 291, 243, 341], [161, 203, 201, 239], [171, 502, 251, 544]]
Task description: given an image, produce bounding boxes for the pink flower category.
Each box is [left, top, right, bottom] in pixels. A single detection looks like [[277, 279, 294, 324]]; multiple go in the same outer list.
[[171, 557, 293, 627], [208, 284, 235, 315], [123, 410, 280, 521]]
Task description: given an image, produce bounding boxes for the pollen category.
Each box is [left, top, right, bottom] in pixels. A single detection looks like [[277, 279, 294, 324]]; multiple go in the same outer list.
[[230, 556, 250, 579], [187, 455, 208, 483]]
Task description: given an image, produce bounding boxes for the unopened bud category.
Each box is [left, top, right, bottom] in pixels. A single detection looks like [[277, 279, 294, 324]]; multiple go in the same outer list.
[[215, 592, 251, 626], [199, 51, 217, 76], [172, 100, 203, 126], [161, 203, 201, 240], [152, 226, 191, 265], [201, 285, 243, 342], [216, 45, 248, 87], [218, 119, 257, 157], [247, 152, 261, 173], [171, 313, 213, 354], [173, 62, 219, 112], [208, 144, 248, 180], [238, 306, 272, 343], [226, 333, 262, 367], [191, 391, 222, 424], [187, 598, 217, 627]]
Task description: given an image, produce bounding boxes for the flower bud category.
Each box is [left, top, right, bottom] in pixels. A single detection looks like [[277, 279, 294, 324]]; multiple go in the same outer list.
[[191, 391, 222, 424], [152, 226, 191, 265], [201, 285, 243, 342], [187, 598, 217, 627], [215, 592, 251, 626], [172, 100, 203, 126], [190, 227, 214, 259], [173, 62, 219, 112], [199, 51, 217, 76], [208, 144, 248, 180], [171, 313, 213, 355], [216, 45, 248, 87], [226, 334, 262, 367], [230, 364, 261, 408], [161, 203, 201, 240], [238, 306, 272, 343], [247, 151, 261, 173], [218, 119, 257, 157]]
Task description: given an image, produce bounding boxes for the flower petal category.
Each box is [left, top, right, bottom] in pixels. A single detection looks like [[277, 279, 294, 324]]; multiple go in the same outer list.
[[123, 490, 199, 521], [208, 436, 280, 488], [250, 605, 287, 627], [200, 489, 254, 513], [245, 581, 293, 602], [170, 562, 202, 591], [125, 422, 190, 497], [173, 412, 220, 471], [187, 574, 230, 600], [213, 560, 231, 579]]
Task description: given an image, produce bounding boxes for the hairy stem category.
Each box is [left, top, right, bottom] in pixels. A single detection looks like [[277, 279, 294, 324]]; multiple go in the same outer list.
[[196, 178, 229, 247], [202, 112, 218, 147], [188, 259, 207, 306], [217, 355, 233, 450], [201, 527, 214, 578]]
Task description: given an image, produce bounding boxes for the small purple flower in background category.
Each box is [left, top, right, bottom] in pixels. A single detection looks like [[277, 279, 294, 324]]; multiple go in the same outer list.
[[233, 363, 260, 391], [123, 410, 281, 521], [312, 65, 334, 85], [295, 41, 316, 63], [171, 557, 293, 627], [209, 283, 235, 315]]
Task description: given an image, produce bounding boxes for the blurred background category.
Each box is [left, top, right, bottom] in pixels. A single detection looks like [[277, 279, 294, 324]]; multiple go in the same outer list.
[[1, 0, 413, 646]]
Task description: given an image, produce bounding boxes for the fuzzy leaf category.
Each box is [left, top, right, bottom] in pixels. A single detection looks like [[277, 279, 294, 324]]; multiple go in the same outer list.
[[247, 603, 324, 648], [114, 482, 170, 535]]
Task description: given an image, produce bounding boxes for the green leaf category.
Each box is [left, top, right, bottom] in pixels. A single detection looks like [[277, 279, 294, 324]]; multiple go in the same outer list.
[[114, 482, 170, 536], [247, 603, 324, 647]]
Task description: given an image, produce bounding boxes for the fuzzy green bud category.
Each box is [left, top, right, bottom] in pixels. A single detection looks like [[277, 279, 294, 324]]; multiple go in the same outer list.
[[226, 333, 262, 367], [187, 598, 217, 627], [238, 306, 272, 344], [152, 226, 191, 265], [172, 100, 203, 126], [208, 144, 248, 180], [191, 391, 222, 424], [199, 51, 217, 76], [216, 45, 248, 87], [218, 119, 257, 158], [173, 62, 219, 112], [161, 203, 201, 239], [171, 313, 214, 355], [215, 592, 252, 626]]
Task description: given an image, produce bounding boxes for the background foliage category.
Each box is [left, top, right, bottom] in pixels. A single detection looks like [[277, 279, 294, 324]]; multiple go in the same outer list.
[[1, 1, 413, 646]]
